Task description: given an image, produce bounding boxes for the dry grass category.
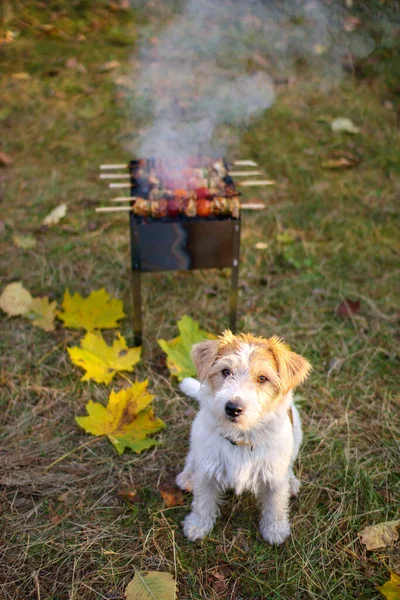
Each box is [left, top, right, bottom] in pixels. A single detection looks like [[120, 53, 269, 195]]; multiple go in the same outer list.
[[1, 2, 399, 599]]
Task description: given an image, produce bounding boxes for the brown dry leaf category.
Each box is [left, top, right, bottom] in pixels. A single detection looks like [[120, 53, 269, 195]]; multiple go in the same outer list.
[[98, 60, 120, 72], [322, 157, 357, 169], [159, 482, 185, 507], [117, 488, 141, 504], [0, 152, 12, 167], [358, 520, 400, 551], [336, 299, 360, 317]]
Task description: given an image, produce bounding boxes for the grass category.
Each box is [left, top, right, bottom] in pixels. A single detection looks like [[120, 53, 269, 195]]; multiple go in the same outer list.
[[1, 1, 399, 599]]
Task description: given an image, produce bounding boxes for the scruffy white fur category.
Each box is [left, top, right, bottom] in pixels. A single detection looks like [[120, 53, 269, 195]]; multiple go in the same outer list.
[[176, 332, 311, 545]]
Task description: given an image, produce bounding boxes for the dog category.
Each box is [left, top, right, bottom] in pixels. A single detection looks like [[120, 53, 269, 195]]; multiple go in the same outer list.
[[176, 330, 311, 545]]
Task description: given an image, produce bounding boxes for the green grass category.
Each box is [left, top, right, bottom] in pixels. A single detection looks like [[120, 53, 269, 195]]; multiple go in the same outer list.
[[1, 1, 399, 599]]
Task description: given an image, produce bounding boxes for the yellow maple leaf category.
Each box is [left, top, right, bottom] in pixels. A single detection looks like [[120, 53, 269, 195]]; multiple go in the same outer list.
[[158, 315, 216, 381], [76, 381, 165, 454], [377, 571, 400, 600], [26, 297, 57, 332], [58, 288, 125, 331], [68, 331, 141, 384], [0, 282, 33, 316]]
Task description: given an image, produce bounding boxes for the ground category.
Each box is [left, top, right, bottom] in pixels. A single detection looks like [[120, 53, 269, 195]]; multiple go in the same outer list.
[[0, 1, 399, 599]]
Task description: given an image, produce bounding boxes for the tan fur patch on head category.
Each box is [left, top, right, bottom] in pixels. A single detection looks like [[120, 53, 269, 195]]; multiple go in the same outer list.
[[191, 339, 219, 381]]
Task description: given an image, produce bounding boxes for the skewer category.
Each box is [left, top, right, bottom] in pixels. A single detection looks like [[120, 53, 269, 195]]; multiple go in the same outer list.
[[229, 171, 262, 176], [111, 196, 136, 202], [239, 180, 275, 187], [96, 206, 132, 212], [96, 203, 265, 213], [99, 173, 130, 179], [232, 160, 258, 167], [109, 182, 131, 189], [240, 203, 265, 210], [100, 164, 127, 170]]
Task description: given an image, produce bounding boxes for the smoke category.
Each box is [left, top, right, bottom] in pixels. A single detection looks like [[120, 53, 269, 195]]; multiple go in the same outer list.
[[126, 0, 377, 162]]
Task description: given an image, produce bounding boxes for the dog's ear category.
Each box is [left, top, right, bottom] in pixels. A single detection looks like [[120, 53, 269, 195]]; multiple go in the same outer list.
[[191, 339, 219, 381], [268, 336, 311, 393]]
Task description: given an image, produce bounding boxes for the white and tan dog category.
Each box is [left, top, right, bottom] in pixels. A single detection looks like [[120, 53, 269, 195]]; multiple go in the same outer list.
[[176, 331, 311, 545]]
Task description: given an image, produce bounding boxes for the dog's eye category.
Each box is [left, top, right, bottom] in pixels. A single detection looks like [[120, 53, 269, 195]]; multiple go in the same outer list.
[[258, 375, 268, 383], [222, 368, 231, 378]]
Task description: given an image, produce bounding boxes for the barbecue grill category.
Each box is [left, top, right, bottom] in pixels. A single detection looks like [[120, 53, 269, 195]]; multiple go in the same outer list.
[[97, 158, 272, 346]]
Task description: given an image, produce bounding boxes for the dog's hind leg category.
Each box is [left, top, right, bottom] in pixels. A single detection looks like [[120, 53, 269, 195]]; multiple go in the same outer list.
[[183, 474, 220, 541]]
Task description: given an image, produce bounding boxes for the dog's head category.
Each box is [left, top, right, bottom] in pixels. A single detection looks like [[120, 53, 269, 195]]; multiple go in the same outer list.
[[192, 331, 311, 432]]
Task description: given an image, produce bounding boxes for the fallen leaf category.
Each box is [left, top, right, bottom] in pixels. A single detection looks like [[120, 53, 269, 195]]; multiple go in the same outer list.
[[77, 104, 104, 119], [76, 381, 165, 454], [358, 520, 400, 551], [343, 16, 361, 32], [65, 57, 87, 73], [159, 482, 185, 507], [58, 288, 125, 331], [0, 152, 12, 167], [26, 297, 57, 332], [109, 0, 130, 10], [0, 282, 32, 316], [125, 571, 177, 600], [377, 571, 400, 600], [43, 203, 67, 226], [254, 242, 268, 250], [98, 60, 120, 72], [158, 315, 216, 381], [117, 488, 141, 504], [13, 234, 37, 249], [114, 75, 135, 89], [331, 117, 360, 134], [276, 231, 295, 244], [12, 72, 30, 80], [68, 331, 141, 384], [336, 299, 360, 317], [321, 151, 360, 169]]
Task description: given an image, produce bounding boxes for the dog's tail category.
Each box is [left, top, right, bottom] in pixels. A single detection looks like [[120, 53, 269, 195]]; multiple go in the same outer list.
[[179, 377, 201, 400]]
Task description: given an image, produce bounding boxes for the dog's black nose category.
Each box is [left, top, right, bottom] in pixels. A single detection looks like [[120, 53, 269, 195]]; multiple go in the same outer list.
[[225, 401, 243, 418]]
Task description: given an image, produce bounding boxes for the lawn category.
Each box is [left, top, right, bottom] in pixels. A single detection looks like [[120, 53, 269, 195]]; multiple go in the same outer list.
[[0, 1, 399, 599]]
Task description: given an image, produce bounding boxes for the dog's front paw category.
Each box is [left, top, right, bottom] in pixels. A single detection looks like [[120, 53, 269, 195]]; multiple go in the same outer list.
[[183, 513, 213, 541], [176, 471, 193, 493], [260, 518, 291, 545]]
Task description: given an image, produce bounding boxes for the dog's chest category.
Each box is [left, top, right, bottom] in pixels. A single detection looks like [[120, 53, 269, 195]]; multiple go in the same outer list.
[[207, 437, 290, 495]]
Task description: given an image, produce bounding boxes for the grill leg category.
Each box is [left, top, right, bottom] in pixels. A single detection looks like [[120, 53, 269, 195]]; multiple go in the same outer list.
[[229, 222, 241, 333], [131, 270, 143, 347]]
